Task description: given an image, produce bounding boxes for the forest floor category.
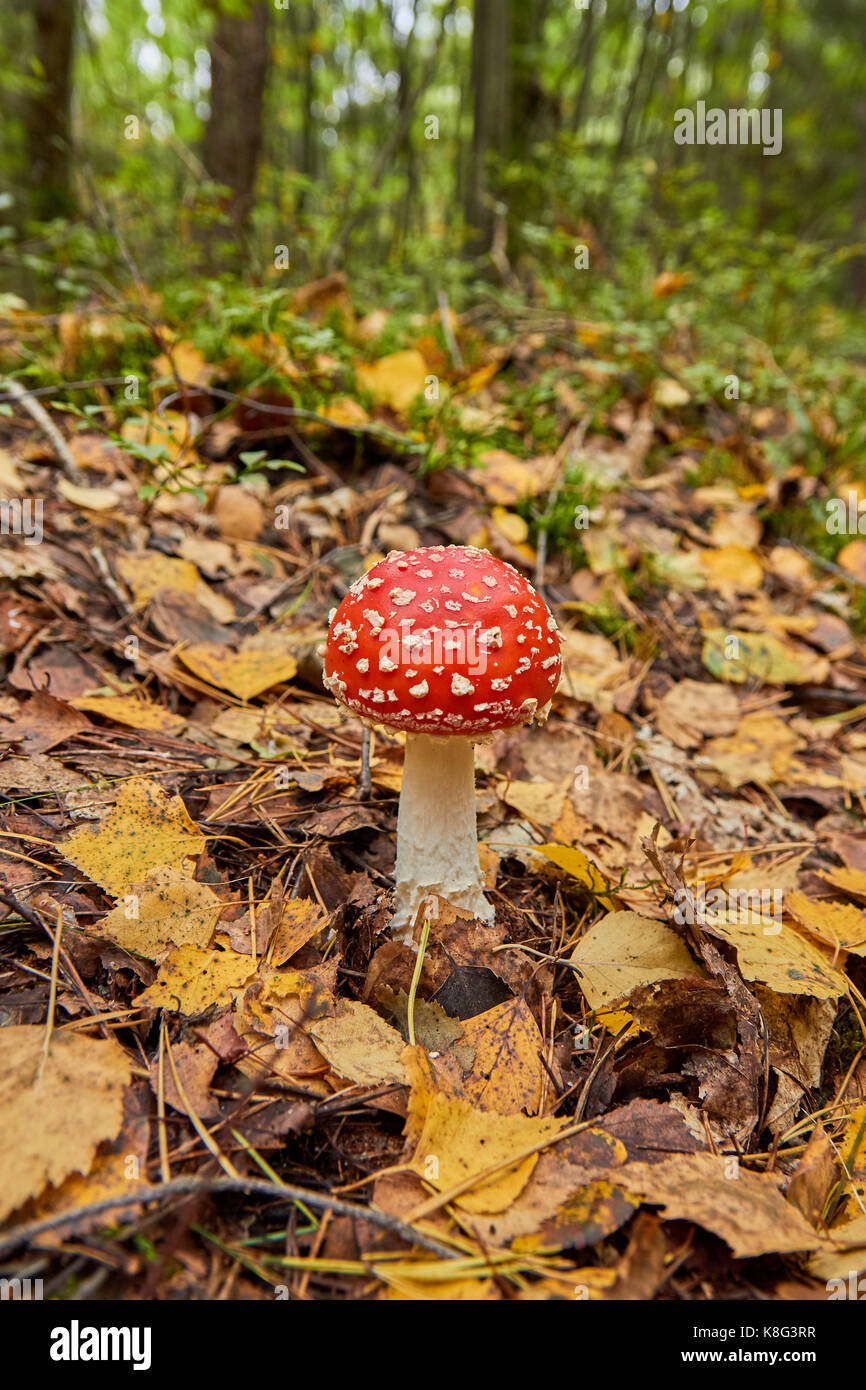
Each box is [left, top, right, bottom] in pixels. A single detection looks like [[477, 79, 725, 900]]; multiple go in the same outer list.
[[1, 274, 865, 1301]]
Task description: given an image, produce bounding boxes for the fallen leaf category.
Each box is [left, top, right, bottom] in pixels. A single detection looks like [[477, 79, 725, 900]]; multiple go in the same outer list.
[[148, 1039, 219, 1119], [655, 679, 739, 749], [57, 479, 122, 512], [536, 844, 614, 907], [652, 270, 690, 298], [511, 1180, 639, 1255], [71, 692, 186, 737], [309, 1000, 408, 1086], [476, 450, 543, 505], [652, 378, 690, 408], [489, 505, 529, 545], [0, 1026, 130, 1222], [700, 713, 803, 787], [704, 913, 847, 998], [455, 997, 547, 1115], [807, 1213, 866, 1283], [61, 777, 206, 897], [213, 485, 265, 541], [0, 691, 91, 753], [268, 897, 330, 965], [356, 349, 427, 413], [570, 912, 704, 1031], [153, 339, 214, 387], [610, 1153, 823, 1257], [97, 871, 224, 959], [821, 867, 866, 903], [702, 628, 829, 685], [500, 780, 569, 828], [697, 545, 763, 592], [837, 540, 866, 583], [786, 892, 866, 956], [179, 639, 297, 701], [409, 1093, 569, 1214], [137, 944, 256, 1014]]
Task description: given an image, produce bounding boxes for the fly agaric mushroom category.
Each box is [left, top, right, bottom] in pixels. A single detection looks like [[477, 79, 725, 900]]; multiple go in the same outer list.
[[321, 545, 562, 936]]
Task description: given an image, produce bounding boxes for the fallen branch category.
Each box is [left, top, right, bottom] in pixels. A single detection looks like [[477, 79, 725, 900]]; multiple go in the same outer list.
[[0, 1174, 460, 1261], [0, 376, 83, 483]]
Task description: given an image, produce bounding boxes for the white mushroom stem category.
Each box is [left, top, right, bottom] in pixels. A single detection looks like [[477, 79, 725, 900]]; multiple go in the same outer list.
[[391, 733, 494, 940]]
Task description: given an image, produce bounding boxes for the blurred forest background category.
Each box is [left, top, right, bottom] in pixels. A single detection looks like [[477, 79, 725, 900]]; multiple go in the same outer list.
[[2, 1, 866, 303], [0, 0, 865, 508]]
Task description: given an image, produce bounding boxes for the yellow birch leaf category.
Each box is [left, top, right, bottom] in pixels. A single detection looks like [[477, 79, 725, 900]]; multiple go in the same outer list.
[[71, 693, 186, 737], [457, 997, 546, 1115], [116, 551, 200, 602], [536, 844, 615, 908], [61, 777, 206, 896], [409, 1093, 569, 1214], [137, 944, 256, 1014], [179, 641, 297, 701], [821, 868, 866, 903], [97, 871, 224, 959], [308, 1000, 408, 1087], [268, 897, 330, 966], [786, 892, 866, 956], [707, 914, 848, 997], [570, 911, 703, 1031]]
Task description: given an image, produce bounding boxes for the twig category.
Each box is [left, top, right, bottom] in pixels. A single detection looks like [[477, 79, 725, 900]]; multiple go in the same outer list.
[[437, 291, 463, 370], [359, 727, 372, 798], [0, 377, 83, 483], [37, 903, 63, 1083], [0, 1175, 460, 1261]]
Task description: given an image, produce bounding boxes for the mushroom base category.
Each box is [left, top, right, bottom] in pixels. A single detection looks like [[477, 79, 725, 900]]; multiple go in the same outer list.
[[391, 733, 493, 942]]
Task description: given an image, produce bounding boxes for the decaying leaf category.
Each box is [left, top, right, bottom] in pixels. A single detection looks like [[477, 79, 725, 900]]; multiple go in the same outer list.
[[570, 911, 705, 1029], [701, 627, 830, 685], [97, 871, 225, 959], [0, 1026, 130, 1222], [308, 1000, 408, 1086], [609, 1153, 824, 1258]]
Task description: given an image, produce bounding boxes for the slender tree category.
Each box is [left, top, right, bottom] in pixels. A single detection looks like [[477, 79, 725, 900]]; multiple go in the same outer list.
[[465, 0, 510, 240], [27, 0, 76, 221], [202, 0, 270, 251]]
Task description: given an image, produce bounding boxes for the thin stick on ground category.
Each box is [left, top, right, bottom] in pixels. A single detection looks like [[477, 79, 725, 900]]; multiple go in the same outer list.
[[0, 376, 84, 483], [0, 1176, 461, 1261]]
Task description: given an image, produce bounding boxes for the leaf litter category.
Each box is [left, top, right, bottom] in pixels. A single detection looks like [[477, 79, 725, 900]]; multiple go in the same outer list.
[[1, 278, 866, 1300]]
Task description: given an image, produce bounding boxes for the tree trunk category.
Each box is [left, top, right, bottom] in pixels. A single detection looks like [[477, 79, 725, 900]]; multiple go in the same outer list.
[[465, 0, 510, 241], [572, 0, 600, 135], [614, 5, 655, 164], [202, 1, 270, 253], [27, 0, 76, 222]]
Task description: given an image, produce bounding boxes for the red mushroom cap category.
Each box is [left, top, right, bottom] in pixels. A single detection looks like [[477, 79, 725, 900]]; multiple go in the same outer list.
[[322, 545, 562, 736]]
